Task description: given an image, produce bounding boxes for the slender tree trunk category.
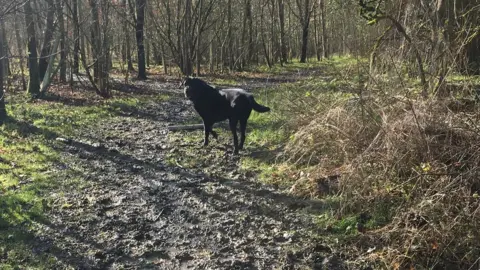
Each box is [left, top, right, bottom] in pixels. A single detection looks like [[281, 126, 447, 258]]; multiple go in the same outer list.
[[319, 0, 328, 58], [14, 18, 27, 91], [87, 0, 110, 97], [72, 0, 80, 74], [90, 0, 100, 82], [161, 43, 167, 74], [0, 21, 6, 124], [24, 0, 40, 96], [247, 0, 254, 63], [269, 0, 278, 64], [299, 0, 312, 63], [209, 38, 214, 73], [227, 0, 234, 71], [278, 0, 287, 64], [136, 0, 147, 79], [261, 4, 272, 68], [181, 0, 193, 75], [38, 0, 55, 81], [196, 0, 203, 75], [300, 25, 309, 63], [146, 36, 150, 67], [145, 6, 150, 68], [152, 42, 161, 65], [122, 0, 134, 71], [55, 0, 67, 82], [241, 0, 248, 68], [314, 6, 320, 61], [0, 21, 9, 77], [99, 0, 110, 95]]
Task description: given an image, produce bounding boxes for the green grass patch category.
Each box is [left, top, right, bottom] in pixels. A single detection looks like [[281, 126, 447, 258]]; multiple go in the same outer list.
[[210, 78, 243, 86]]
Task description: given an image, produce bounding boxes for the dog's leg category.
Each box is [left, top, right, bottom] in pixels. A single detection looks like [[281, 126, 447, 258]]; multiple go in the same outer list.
[[239, 118, 248, 150], [203, 122, 213, 146], [229, 119, 239, 154]]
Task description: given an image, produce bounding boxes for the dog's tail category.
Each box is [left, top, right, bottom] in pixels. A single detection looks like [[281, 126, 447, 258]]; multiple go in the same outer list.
[[249, 96, 270, 113]]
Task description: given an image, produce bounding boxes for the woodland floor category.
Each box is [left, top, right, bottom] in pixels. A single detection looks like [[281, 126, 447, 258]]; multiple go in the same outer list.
[[1, 69, 350, 269]]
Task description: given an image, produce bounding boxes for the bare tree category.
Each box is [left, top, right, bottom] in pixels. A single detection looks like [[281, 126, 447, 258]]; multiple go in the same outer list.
[[13, 15, 26, 90], [85, 0, 110, 97], [290, 0, 316, 63], [55, 0, 66, 82], [278, 0, 287, 64], [319, 0, 327, 59], [72, 0, 80, 74], [0, 17, 5, 124], [24, 0, 40, 96], [136, 0, 147, 79], [38, 0, 56, 81]]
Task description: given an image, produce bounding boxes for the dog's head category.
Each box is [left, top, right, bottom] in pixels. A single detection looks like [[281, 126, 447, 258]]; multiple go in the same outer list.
[[182, 77, 210, 101]]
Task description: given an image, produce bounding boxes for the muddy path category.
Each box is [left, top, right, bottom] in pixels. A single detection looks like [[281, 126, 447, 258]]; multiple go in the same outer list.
[[34, 75, 346, 270]]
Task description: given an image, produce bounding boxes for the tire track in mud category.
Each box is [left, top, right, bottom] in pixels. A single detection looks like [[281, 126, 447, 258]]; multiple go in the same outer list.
[[37, 80, 346, 269]]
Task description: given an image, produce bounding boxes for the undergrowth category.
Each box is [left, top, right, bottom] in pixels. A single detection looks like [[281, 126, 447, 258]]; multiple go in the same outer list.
[[240, 57, 480, 269]]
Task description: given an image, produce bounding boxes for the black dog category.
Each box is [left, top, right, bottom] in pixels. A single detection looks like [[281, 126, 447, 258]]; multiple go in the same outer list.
[[183, 77, 270, 154]]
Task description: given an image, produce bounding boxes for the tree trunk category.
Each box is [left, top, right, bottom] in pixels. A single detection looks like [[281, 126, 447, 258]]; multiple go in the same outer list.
[[319, 0, 328, 58], [38, 0, 55, 81], [145, 8, 150, 68], [300, 25, 309, 63], [14, 17, 27, 91], [55, 0, 67, 82], [152, 42, 161, 65], [146, 35, 150, 67], [209, 38, 214, 73], [122, 0, 134, 71], [196, 0, 203, 75], [0, 21, 6, 125], [298, 0, 312, 63], [90, 0, 100, 82], [24, 0, 40, 96], [241, 0, 253, 67], [313, 6, 320, 61], [260, 4, 272, 68], [278, 0, 287, 64], [161, 43, 167, 74], [247, 0, 254, 63], [227, 0, 234, 71], [181, 0, 193, 75], [87, 0, 110, 98], [0, 20, 9, 77], [466, 37, 480, 74], [136, 0, 147, 79], [99, 0, 110, 95], [72, 0, 80, 74]]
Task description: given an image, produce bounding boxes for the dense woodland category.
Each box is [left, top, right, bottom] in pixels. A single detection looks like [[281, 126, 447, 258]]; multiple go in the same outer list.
[[0, 0, 478, 105], [0, 0, 480, 269]]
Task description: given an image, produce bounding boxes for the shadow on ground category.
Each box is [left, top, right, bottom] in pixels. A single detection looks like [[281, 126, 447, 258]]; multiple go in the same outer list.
[[1, 77, 346, 269]]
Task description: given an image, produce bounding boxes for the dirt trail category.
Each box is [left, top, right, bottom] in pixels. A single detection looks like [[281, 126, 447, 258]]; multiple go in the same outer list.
[[35, 76, 344, 269]]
